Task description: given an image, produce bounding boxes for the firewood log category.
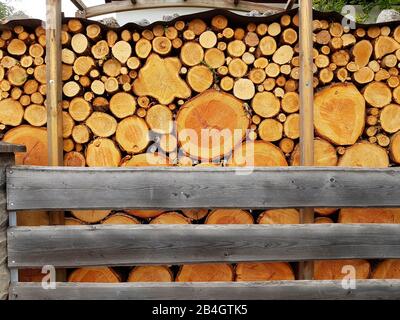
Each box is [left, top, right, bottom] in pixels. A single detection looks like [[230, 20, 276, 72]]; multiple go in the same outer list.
[[258, 209, 300, 224], [290, 139, 337, 166], [68, 267, 120, 282], [85, 112, 116, 138], [374, 36, 400, 59], [146, 104, 173, 134], [339, 208, 400, 223], [338, 142, 389, 167], [176, 264, 234, 282], [125, 209, 165, 219], [150, 212, 190, 224], [3, 125, 47, 165], [176, 89, 249, 161], [380, 104, 400, 133], [182, 209, 209, 221], [233, 78, 255, 100], [315, 217, 333, 223], [258, 36, 277, 56], [180, 41, 204, 66], [69, 97, 92, 121], [109, 92, 136, 119], [372, 260, 400, 279], [363, 81, 392, 108], [236, 262, 295, 281], [258, 119, 283, 142], [187, 65, 214, 92], [23, 104, 46, 127], [64, 151, 86, 167], [71, 210, 110, 223], [314, 83, 365, 145], [228, 141, 287, 167], [128, 266, 173, 282], [314, 260, 370, 280], [116, 116, 149, 154], [102, 213, 140, 224], [205, 209, 254, 224], [283, 113, 300, 139], [0, 98, 24, 126], [86, 138, 121, 167], [121, 153, 171, 167], [111, 40, 131, 64]]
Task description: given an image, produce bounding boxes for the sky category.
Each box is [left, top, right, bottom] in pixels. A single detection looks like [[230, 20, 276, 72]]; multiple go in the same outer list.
[[8, 0, 113, 20]]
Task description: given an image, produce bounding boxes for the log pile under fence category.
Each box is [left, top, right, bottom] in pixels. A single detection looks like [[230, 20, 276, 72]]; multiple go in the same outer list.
[[0, 9, 400, 286]]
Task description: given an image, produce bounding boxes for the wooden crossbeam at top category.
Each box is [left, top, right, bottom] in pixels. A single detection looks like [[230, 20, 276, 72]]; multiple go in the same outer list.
[[69, 0, 297, 18]]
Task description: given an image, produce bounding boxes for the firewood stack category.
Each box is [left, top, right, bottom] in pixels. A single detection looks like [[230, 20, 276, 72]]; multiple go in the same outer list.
[[1, 11, 400, 282], [312, 21, 400, 167], [0, 14, 304, 167]]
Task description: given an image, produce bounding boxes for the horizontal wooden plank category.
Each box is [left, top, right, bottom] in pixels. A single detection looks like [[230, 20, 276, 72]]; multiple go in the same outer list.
[[0, 142, 26, 153], [8, 224, 400, 267], [10, 280, 400, 300], [85, 0, 284, 18], [7, 166, 400, 210]]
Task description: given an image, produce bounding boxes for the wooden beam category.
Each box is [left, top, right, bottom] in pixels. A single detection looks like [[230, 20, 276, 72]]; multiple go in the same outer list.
[[84, 0, 284, 18], [7, 166, 400, 210], [46, 0, 63, 168], [71, 0, 87, 11], [8, 224, 400, 267], [0, 145, 22, 300], [45, 0, 65, 283], [285, 0, 296, 10], [10, 280, 400, 300], [298, 0, 314, 280]]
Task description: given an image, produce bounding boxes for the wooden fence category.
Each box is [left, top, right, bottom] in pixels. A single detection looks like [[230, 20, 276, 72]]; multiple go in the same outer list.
[[1, 143, 400, 300]]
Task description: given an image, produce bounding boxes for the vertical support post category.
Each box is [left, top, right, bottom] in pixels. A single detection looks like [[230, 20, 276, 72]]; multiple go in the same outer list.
[[0, 142, 26, 300], [46, 0, 66, 283], [298, 0, 314, 280], [46, 0, 64, 226]]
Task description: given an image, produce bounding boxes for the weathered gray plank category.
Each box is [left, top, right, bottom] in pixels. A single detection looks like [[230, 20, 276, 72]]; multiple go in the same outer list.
[[0, 143, 22, 297], [8, 224, 400, 267], [9, 280, 400, 300], [85, 0, 284, 18], [0, 153, 16, 300], [7, 166, 400, 210], [0, 142, 25, 153]]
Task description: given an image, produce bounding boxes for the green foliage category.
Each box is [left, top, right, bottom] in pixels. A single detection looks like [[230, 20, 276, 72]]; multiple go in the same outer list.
[[0, 0, 14, 19], [313, 0, 400, 22]]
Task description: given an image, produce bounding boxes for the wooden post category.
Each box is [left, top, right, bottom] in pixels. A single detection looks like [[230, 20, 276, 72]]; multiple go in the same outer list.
[[0, 142, 26, 300], [46, 0, 64, 225], [46, 0, 63, 167], [298, 0, 314, 280], [46, 0, 65, 282]]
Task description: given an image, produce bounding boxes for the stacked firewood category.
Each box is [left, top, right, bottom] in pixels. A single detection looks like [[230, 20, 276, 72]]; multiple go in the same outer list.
[[2, 12, 400, 282], [1, 15, 304, 167], [312, 20, 400, 167], [60, 207, 400, 282]]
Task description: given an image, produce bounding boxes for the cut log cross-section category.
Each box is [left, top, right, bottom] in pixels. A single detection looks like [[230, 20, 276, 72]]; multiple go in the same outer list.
[[176, 89, 249, 161], [133, 54, 191, 104], [314, 83, 365, 145]]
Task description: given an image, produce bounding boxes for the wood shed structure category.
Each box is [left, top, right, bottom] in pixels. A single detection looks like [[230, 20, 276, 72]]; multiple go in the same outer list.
[[0, 0, 400, 300]]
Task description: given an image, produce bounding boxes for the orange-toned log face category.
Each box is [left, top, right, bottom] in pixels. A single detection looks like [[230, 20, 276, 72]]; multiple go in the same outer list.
[[205, 209, 254, 224], [236, 262, 295, 281], [68, 267, 121, 283], [128, 266, 173, 282], [372, 259, 400, 279], [177, 89, 250, 161], [3, 125, 48, 165], [314, 83, 365, 146], [176, 264, 234, 282], [228, 141, 288, 167], [313, 260, 370, 280]]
